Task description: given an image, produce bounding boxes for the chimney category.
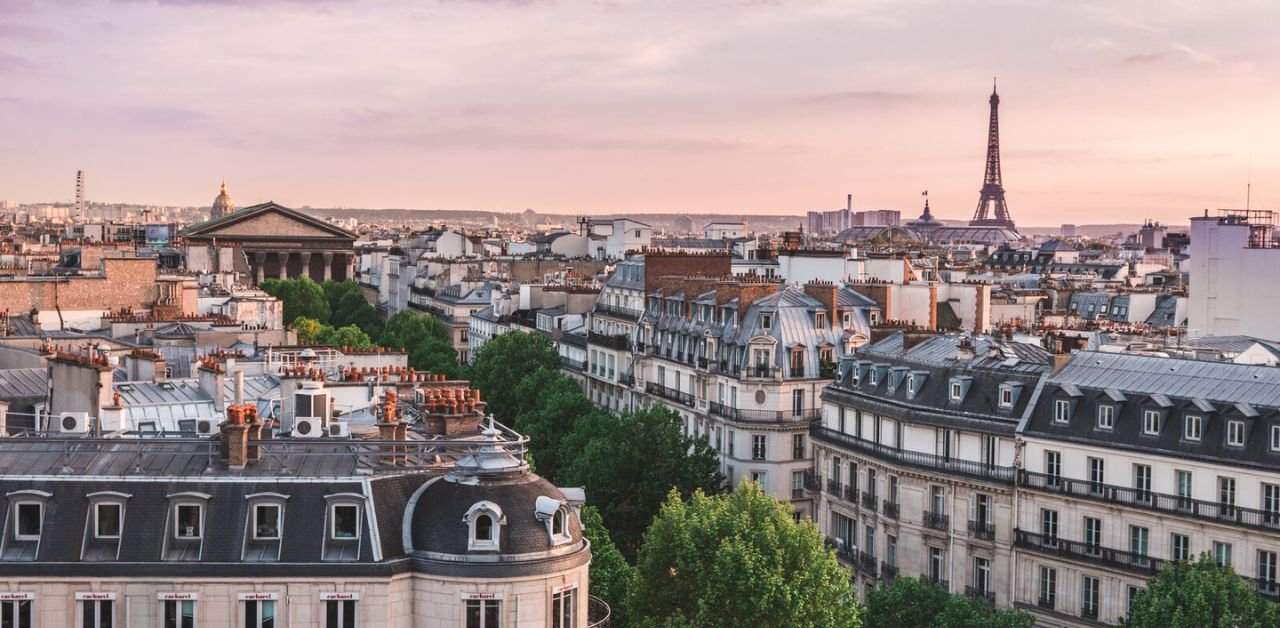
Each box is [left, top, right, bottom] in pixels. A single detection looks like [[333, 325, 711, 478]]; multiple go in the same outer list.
[[955, 337, 976, 361], [0, 400, 8, 437], [847, 194, 852, 213], [244, 404, 263, 462], [220, 405, 249, 469], [99, 393, 125, 432], [197, 361, 225, 412], [803, 281, 839, 328]]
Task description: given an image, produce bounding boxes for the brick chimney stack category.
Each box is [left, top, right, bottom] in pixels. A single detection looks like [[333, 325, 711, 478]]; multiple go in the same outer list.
[[803, 281, 840, 328], [220, 405, 249, 469]]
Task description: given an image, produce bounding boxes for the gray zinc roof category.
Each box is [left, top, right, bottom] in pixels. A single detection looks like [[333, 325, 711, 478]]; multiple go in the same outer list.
[[1051, 351, 1280, 407]]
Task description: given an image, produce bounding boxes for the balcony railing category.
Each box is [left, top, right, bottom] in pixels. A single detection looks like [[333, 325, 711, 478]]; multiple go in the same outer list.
[[619, 374, 635, 387], [1021, 470, 1280, 533], [880, 562, 899, 580], [708, 402, 820, 424], [1037, 596, 1055, 610], [803, 471, 822, 492], [968, 520, 995, 540], [923, 511, 949, 532], [811, 424, 1016, 484], [843, 486, 858, 503], [861, 491, 877, 510], [587, 595, 612, 628], [560, 356, 586, 372], [645, 382, 694, 407], [1080, 604, 1099, 620], [827, 478, 841, 494], [1256, 579, 1280, 602], [791, 487, 805, 500], [594, 303, 642, 321], [588, 331, 631, 351], [882, 500, 899, 520], [744, 365, 781, 380], [921, 574, 950, 592], [964, 586, 995, 609], [1014, 529, 1164, 576], [856, 551, 878, 577]]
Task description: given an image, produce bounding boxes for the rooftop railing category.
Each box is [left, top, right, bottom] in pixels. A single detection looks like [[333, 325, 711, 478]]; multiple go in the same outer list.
[[593, 303, 642, 321], [645, 382, 695, 407], [811, 424, 1015, 484]]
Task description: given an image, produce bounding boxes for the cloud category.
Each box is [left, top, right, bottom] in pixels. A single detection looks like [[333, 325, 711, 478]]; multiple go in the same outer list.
[[115, 105, 210, 129], [796, 90, 937, 106], [358, 125, 777, 153], [0, 23, 58, 41], [0, 52, 35, 72], [1122, 51, 1171, 65], [1051, 37, 1116, 52]]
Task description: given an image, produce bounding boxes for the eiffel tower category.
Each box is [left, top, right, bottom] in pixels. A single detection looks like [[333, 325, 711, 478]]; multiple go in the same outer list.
[[969, 80, 1016, 231]]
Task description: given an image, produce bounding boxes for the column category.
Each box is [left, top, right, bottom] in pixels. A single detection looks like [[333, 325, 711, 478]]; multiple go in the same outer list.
[[277, 252, 290, 280], [254, 252, 266, 285], [322, 252, 334, 282], [299, 252, 313, 283]]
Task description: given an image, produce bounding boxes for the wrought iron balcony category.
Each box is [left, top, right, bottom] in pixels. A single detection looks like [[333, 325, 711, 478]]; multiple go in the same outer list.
[[587, 594, 612, 628], [744, 365, 781, 379], [645, 382, 694, 407], [594, 303, 642, 321], [588, 331, 630, 351], [1014, 530, 1164, 576], [791, 487, 805, 500], [880, 562, 898, 580], [708, 402, 818, 424], [920, 574, 950, 592], [856, 550, 878, 577], [967, 520, 995, 540], [1037, 596, 1055, 610], [560, 356, 586, 372], [810, 424, 1015, 484], [861, 491, 877, 510], [964, 586, 995, 609], [619, 374, 635, 387], [827, 478, 841, 494], [1256, 579, 1280, 602], [803, 471, 822, 492], [843, 486, 858, 503], [923, 511, 949, 532], [1020, 470, 1280, 533], [1080, 604, 1099, 620], [882, 500, 900, 520]]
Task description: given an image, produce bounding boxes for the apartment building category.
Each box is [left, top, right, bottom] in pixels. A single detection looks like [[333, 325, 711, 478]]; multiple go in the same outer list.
[[583, 260, 645, 413], [811, 333, 1049, 603], [1015, 352, 1280, 625]]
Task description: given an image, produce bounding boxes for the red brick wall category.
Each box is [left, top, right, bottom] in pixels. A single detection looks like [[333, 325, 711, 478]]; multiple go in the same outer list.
[[644, 252, 732, 294], [0, 258, 159, 313]]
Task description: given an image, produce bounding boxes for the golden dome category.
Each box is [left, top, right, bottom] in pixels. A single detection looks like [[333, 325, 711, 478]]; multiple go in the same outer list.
[[212, 179, 235, 219]]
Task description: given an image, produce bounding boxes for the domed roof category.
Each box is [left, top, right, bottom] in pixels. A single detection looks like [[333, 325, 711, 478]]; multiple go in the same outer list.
[[408, 470, 584, 557], [212, 180, 235, 218]]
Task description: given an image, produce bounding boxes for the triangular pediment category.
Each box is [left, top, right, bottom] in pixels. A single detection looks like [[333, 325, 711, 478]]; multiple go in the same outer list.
[[182, 202, 355, 240]]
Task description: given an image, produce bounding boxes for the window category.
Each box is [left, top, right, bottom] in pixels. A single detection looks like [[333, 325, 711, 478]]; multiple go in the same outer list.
[[1127, 586, 1140, 615], [1045, 451, 1061, 486], [981, 435, 998, 468], [864, 526, 876, 559], [14, 503, 41, 541], [999, 387, 1013, 407], [791, 471, 804, 493], [1134, 464, 1152, 503], [928, 547, 946, 584], [243, 599, 275, 628], [750, 471, 766, 487], [1096, 405, 1114, 430], [0, 596, 32, 628], [81, 598, 114, 628], [1088, 457, 1105, 494], [751, 435, 766, 460], [887, 535, 897, 567], [1143, 410, 1160, 435], [475, 515, 494, 541], [551, 509, 568, 538], [1053, 400, 1070, 423], [1038, 566, 1057, 608], [931, 486, 946, 516], [791, 389, 804, 416], [973, 493, 992, 526], [727, 429, 735, 457], [815, 311, 826, 329], [1172, 533, 1190, 562], [1272, 425, 1280, 451], [1258, 550, 1278, 586], [163, 599, 196, 628], [792, 434, 805, 460], [330, 505, 359, 540], [1219, 477, 1237, 517], [254, 505, 280, 540], [1214, 541, 1233, 567], [906, 375, 915, 395], [761, 314, 772, 329], [552, 587, 576, 628], [1041, 509, 1058, 546], [96, 503, 122, 539], [949, 382, 962, 401], [324, 600, 357, 628], [1130, 525, 1150, 564], [1081, 575, 1099, 618], [833, 512, 854, 546], [1227, 421, 1245, 447], [869, 368, 878, 385], [1177, 470, 1193, 509], [1084, 517, 1102, 555], [973, 557, 991, 596], [1184, 415, 1202, 441], [175, 504, 202, 539], [1264, 483, 1280, 526]]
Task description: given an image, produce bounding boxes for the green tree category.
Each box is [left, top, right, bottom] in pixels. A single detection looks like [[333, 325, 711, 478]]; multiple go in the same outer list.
[[293, 317, 326, 343], [469, 332, 561, 424], [1122, 554, 1280, 628], [379, 310, 460, 377], [511, 368, 600, 482], [628, 482, 861, 628], [561, 404, 724, 560], [580, 505, 634, 627], [261, 277, 331, 326], [318, 324, 375, 350], [864, 577, 1032, 628], [324, 280, 381, 339]]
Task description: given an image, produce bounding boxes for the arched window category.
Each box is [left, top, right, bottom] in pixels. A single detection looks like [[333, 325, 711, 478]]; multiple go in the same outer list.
[[475, 514, 493, 541], [551, 510, 565, 536]]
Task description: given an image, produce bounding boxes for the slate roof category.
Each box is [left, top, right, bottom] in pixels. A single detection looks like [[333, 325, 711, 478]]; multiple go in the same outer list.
[[410, 471, 582, 556], [0, 368, 46, 400]]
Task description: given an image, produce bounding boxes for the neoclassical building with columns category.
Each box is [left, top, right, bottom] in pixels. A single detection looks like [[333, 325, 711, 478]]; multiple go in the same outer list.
[[182, 199, 356, 286]]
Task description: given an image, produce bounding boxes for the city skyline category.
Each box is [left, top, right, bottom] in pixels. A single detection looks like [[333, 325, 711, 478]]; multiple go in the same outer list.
[[2, 1, 1278, 224]]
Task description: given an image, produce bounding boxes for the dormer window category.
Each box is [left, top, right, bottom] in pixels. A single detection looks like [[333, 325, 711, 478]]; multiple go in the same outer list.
[[761, 313, 773, 329], [1142, 410, 1161, 435], [1000, 388, 1013, 407], [1184, 415, 1202, 442], [465, 501, 505, 552], [330, 505, 359, 540], [906, 376, 916, 396], [95, 503, 122, 539], [14, 503, 41, 541], [536, 496, 574, 546], [254, 505, 281, 540], [552, 510, 566, 536], [1096, 405, 1114, 431], [870, 369, 879, 386], [1053, 400, 1071, 424], [950, 382, 962, 401], [815, 311, 826, 329], [1227, 421, 1245, 447], [175, 504, 202, 539]]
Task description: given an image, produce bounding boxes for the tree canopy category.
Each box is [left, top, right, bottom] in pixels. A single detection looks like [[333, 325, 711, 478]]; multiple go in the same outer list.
[[628, 482, 861, 628], [863, 576, 1032, 628], [324, 280, 381, 339], [380, 310, 460, 377], [561, 404, 724, 560], [511, 367, 602, 482], [1122, 554, 1280, 628], [292, 317, 376, 349], [468, 332, 562, 424], [260, 277, 331, 326], [580, 505, 634, 627]]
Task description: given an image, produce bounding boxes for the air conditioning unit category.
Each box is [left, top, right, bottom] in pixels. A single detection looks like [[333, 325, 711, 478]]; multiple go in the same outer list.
[[293, 417, 322, 438], [327, 421, 350, 438], [195, 418, 220, 436], [59, 412, 90, 434]]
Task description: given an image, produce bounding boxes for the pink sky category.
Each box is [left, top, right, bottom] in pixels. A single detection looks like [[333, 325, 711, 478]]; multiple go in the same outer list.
[[1, 0, 1278, 225]]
